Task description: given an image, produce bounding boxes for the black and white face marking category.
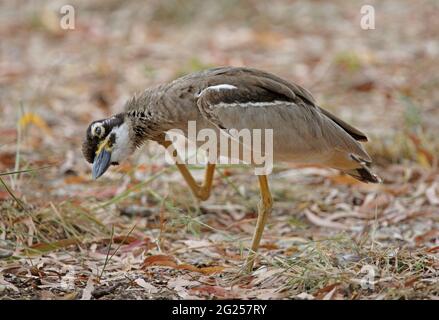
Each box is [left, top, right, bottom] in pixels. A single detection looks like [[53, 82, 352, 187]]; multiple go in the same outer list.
[[82, 113, 135, 179], [82, 115, 123, 163], [91, 122, 106, 138]]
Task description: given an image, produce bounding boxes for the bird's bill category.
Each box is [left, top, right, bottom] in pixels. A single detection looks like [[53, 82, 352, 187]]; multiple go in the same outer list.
[[92, 141, 112, 179]]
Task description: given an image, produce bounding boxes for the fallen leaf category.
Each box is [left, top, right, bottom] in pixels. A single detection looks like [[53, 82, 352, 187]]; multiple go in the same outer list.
[[89, 187, 120, 200], [0, 190, 10, 201], [25, 238, 79, 255], [404, 276, 420, 287], [351, 79, 375, 92], [18, 112, 52, 135], [195, 266, 225, 275], [315, 283, 340, 299], [143, 255, 224, 275], [359, 193, 391, 213], [177, 265, 224, 275], [251, 267, 284, 286], [0, 152, 16, 169], [134, 278, 159, 293], [59, 292, 79, 300], [120, 238, 154, 253], [426, 183, 439, 205], [322, 287, 337, 300], [254, 288, 286, 299], [0, 275, 19, 292], [0, 249, 13, 259], [104, 235, 139, 245], [305, 209, 351, 230], [143, 255, 177, 268], [296, 292, 315, 300], [81, 276, 95, 300], [167, 276, 200, 299], [64, 176, 87, 184], [39, 290, 56, 300], [414, 229, 439, 245], [260, 243, 279, 250], [190, 285, 230, 298]]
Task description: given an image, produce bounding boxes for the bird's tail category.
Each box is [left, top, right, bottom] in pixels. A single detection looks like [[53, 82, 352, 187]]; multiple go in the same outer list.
[[345, 166, 381, 183], [344, 154, 381, 183]]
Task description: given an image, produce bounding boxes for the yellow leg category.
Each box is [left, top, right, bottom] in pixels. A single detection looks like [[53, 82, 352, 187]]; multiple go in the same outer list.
[[175, 163, 215, 201], [161, 140, 215, 201], [243, 175, 273, 273]]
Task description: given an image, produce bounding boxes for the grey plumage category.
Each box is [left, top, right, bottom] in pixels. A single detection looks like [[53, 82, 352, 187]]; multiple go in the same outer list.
[[83, 66, 379, 183]]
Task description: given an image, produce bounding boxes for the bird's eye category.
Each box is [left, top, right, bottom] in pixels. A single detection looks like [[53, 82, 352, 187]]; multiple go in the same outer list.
[[91, 124, 105, 138]]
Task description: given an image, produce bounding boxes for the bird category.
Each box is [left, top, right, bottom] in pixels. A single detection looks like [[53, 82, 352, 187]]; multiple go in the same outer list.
[[82, 66, 379, 272]]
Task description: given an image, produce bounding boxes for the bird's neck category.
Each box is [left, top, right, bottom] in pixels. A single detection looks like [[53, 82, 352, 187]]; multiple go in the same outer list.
[[126, 83, 200, 146], [125, 112, 165, 147], [124, 86, 172, 146]]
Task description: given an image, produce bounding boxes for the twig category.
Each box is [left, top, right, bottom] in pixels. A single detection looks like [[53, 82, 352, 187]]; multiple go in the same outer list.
[[98, 225, 114, 281]]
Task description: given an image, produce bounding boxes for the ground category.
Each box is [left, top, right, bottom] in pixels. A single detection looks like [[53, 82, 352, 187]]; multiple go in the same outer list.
[[0, 0, 438, 300]]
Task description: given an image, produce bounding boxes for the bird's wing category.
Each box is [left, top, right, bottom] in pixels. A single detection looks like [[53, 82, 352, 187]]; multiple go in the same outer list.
[[199, 66, 315, 104], [318, 108, 368, 142], [195, 73, 371, 163], [196, 67, 368, 142], [195, 69, 301, 129]]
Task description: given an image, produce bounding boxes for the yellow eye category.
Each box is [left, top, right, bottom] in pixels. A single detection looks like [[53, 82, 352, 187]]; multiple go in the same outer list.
[[91, 123, 105, 138]]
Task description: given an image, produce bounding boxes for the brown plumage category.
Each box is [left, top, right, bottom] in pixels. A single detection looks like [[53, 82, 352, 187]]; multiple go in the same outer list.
[[82, 66, 380, 272], [119, 66, 379, 183]]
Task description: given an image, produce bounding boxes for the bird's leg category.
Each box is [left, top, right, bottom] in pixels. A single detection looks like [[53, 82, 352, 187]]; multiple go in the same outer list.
[[175, 163, 215, 201], [160, 140, 215, 201], [243, 175, 273, 273]]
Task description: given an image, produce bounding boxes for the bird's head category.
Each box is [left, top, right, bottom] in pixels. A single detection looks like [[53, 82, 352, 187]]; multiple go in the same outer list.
[[82, 113, 136, 179]]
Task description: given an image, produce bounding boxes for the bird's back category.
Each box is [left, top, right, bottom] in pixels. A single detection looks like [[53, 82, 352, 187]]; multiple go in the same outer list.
[[187, 69, 368, 155], [129, 67, 379, 182]]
